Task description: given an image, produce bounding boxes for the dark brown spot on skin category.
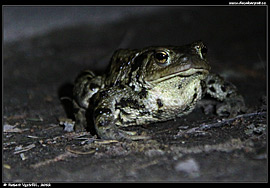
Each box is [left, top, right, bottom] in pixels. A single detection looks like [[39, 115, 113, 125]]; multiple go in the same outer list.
[[182, 105, 190, 112], [200, 80, 207, 95], [208, 79, 215, 85], [157, 110, 163, 114], [209, 86, 216, 93], [118, 114, 124, 124], [115, 98, 140, 109], [191, 93, 197, 103], [116, 98, 128, 108], [156, 99, 163, 108], [128, 53, 147, 84], [221, 86, 226, 92], [139, 87, 148, 98], [139, 110, 150, 115]]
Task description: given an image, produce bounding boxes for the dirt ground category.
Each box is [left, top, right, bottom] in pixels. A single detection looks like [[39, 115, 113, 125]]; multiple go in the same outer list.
[[3, 6, 267, 182]]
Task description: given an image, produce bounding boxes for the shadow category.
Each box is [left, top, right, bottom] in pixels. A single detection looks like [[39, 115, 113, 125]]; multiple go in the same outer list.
[[85, 107, 97, 136], [58, 82, 75, 120], [57, 82, 97, 136]]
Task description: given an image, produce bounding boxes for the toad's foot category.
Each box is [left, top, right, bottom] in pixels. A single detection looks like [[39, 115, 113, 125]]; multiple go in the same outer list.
[[97, 124, 150, 141], [216, 97, 246, 118]]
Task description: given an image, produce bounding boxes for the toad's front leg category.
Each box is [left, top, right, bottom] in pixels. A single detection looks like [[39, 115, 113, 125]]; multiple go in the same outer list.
[[93, 96, 149, 141]]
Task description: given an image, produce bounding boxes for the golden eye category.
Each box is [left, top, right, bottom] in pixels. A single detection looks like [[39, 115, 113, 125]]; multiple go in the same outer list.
[[154, 51, 168, 64]]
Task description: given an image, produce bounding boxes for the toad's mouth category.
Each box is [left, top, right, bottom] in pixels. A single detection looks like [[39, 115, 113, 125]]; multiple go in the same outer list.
[[147, 68, 209, 84]]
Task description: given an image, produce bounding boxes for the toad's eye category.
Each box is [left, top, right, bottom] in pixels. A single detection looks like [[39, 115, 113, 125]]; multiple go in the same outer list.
[[154, 51, 169, 64], [201, 45, 207, 58], [195, 44, 207, 59]]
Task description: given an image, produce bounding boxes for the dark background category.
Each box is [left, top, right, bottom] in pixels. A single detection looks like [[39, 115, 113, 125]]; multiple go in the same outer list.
[[3, 6, 267, 182]]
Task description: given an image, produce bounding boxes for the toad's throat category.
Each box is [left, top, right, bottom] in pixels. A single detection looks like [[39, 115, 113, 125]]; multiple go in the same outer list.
[[147, 68, 209, 84]]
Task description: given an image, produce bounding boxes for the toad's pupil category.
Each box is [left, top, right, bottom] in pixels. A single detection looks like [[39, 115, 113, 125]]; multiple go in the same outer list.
[[155, 52, 168, 61], [201, 46, 207, 55]]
